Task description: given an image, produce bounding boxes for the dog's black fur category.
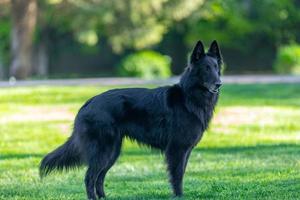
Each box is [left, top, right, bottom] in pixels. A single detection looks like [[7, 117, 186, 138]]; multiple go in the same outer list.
[[40, 40, 222, 200]]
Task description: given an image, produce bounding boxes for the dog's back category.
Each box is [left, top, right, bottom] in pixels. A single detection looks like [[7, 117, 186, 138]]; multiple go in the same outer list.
[[75, 86, 174, 150]]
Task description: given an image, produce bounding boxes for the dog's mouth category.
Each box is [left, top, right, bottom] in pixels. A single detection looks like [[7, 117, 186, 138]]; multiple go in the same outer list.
[[202, 82, 222, 94]]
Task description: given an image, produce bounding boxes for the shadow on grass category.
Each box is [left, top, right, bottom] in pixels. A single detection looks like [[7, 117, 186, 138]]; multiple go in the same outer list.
[[121, 143, 300, 156], [0, 153, 44, 160], [195, 143, 300, 155], [1, 143, 298, 160]]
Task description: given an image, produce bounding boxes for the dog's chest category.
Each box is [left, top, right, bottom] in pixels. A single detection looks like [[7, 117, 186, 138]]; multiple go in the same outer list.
[[187, 121, 205, 145], [169, 112, 206, 146]]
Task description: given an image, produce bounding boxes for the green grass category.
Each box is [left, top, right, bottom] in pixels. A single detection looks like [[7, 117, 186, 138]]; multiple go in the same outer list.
[[0, 83, 300, 200]]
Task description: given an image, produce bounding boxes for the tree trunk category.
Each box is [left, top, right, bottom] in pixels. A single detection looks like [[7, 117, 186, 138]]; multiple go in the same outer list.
[[10, 0, 37, 79]]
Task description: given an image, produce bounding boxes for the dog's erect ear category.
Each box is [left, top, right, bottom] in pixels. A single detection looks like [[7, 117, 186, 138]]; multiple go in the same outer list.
[[190, 40, 205, 63], [208, 40, 222, 65]]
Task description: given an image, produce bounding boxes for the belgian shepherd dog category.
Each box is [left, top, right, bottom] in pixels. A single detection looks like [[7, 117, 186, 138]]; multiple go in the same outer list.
[[40, 40, 222, 199]]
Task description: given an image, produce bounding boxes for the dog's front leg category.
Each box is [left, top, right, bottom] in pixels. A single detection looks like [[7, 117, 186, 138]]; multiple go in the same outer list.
[[165, 145, 191, 197]]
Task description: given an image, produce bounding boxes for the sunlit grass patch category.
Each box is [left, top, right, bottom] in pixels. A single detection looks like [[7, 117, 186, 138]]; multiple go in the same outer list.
[[0, 121, 69, 155]]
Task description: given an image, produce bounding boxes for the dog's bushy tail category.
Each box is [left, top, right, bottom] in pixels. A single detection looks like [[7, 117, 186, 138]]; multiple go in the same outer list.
[[39, 136, 82, 177]]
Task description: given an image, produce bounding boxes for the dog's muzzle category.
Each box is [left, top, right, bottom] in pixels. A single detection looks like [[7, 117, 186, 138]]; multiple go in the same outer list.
[[203, 82, 222, 94]]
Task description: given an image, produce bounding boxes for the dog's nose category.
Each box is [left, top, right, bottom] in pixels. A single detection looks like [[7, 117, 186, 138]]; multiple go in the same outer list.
[[215, 83, 222, 89]]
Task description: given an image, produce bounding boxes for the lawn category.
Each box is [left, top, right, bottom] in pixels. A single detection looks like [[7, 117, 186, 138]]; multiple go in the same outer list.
[[0, 83, 300, 200]]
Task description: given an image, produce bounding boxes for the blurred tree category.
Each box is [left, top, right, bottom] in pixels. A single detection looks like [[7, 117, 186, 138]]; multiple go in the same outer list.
[[10, 0, 37, 79], [1, 0, 300, 78], [185, 0, 300, 72], [32, 0, 206, 77], [51, 0, 205, 52], [186, 0, 300, 47]]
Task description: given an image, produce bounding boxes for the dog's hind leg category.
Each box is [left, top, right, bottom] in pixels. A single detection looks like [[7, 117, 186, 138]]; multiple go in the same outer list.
[[84, 132, 117, 199], [85, 164, 101, 200], [95, 138, 122, 199], [165, 144, 191, 197], [84, 140, 107, 200]]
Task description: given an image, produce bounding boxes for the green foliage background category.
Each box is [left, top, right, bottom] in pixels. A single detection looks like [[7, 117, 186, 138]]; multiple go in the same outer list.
[[119, 51, 171, 79], [0, 0, 300, 77], [274, 44, 300, 74]]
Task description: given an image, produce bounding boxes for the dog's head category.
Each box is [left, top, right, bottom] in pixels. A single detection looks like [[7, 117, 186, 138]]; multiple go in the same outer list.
[[182, 40, 222, 94]]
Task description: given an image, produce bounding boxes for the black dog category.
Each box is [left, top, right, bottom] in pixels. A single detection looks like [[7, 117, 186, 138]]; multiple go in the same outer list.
[[40, 40, 222, 200]]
